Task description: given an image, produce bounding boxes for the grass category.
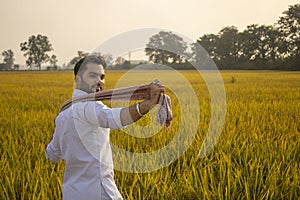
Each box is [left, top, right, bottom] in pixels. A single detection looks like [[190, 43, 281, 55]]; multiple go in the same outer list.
[[0, 70, 299, 199]]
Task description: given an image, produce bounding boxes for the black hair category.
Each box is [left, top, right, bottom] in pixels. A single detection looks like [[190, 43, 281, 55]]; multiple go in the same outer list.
[[74, 55, 106, 77]]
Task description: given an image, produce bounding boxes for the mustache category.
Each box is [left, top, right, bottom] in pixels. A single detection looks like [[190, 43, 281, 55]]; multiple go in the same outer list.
[[96, 84, 104, 92]]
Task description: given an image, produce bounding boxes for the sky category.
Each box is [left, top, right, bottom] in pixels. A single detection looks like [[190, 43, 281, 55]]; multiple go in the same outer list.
[[0, 0, 299, 66]]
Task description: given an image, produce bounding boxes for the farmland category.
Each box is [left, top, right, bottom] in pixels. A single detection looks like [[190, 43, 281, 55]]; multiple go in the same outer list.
[[0, 70, 299, 199]]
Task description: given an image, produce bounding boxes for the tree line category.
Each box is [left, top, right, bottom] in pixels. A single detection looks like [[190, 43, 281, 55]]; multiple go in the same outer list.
[[145, 4, 300, 70], [1, 3, 299, 71]]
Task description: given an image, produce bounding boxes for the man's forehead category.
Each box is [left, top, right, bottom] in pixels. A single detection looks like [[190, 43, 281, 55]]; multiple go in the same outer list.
[[86, 63, 105, 74]]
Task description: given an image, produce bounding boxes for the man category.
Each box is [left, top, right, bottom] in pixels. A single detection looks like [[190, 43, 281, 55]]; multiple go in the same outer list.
[[46, 55, 164, 199]]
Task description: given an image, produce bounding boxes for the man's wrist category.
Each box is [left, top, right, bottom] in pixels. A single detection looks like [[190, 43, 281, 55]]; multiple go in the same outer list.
[[136, 103, 144, 117], [139, 100, 153, 115]]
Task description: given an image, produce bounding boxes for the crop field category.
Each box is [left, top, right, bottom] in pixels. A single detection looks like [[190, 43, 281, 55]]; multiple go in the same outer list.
[[0, 70, 299, 199]]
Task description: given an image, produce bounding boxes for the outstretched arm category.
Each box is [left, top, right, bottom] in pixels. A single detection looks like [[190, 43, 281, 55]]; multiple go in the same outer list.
[[120, 81, 164, 126]]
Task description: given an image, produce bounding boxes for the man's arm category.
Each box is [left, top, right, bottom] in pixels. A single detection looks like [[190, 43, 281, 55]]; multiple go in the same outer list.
[[46, 131, 63, 163], [120, 81, 164, 126]]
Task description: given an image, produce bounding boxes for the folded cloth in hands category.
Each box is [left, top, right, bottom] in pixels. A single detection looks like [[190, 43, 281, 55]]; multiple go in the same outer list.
[[59, 84, 173, 128]]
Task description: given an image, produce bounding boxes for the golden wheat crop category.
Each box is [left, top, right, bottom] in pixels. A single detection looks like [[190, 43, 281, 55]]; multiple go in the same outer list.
[[0, 70, 299, 199]]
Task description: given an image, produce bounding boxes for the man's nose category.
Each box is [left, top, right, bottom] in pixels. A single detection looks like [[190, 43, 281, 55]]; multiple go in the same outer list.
[[98, 78, 105, 85]]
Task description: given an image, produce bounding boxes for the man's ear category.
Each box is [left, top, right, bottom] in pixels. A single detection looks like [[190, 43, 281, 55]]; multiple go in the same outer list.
[[75, 75, 81, 84]]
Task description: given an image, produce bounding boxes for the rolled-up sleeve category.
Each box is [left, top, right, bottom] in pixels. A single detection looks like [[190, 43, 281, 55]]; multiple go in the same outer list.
[[74, 102, 126, 130], [103, 107, 124, 130], [95, 103, 125, 130]]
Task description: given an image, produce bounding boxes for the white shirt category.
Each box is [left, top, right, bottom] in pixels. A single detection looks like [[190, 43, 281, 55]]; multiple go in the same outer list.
[[46, 89, 125, 200]]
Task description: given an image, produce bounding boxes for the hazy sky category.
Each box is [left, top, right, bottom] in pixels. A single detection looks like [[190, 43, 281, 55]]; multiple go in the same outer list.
[[0, 0, 298, 66]]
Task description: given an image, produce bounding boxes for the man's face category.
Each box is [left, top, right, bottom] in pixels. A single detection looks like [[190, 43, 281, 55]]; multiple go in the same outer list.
[[76, 63, 105, 93]]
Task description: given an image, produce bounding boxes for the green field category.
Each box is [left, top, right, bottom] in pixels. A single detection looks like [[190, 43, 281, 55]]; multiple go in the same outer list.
[[0, 70, 299, 199]]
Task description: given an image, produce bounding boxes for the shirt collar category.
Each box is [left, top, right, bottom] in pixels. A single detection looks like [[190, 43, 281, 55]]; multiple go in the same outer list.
[[72, 89, 88, 98]]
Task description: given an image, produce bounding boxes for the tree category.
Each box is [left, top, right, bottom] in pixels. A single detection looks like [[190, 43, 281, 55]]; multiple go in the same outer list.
[[102, 53, 113, 66], [277, 3, 300, 69], [196, 34, 218, 59], [49, 54, 58, 68], [69, 51, 113, 68], [193, 33, 219, 68], [277, 4, 300, 57], [20, 34, 53, 70], [194, 27, 244, 69], [145, 31, 187, 64], [90, 52, 114, 67], [69, 51, 88, 66], [215, 26, 243, 68], [241, 24, 282, 67], [2, 49, 14, 69], [191, 3, 300, 70], [114, 56, 126, 65]]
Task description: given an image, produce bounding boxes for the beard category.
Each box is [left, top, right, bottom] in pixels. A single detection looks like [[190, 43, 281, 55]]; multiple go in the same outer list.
[[80, 80, 94, 93], [80, 80, 103, 93]]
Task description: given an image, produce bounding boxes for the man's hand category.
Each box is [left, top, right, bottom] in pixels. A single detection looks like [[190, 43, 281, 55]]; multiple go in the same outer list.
[[120, 80, 164, 126], [149, 79, 164, 106]]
